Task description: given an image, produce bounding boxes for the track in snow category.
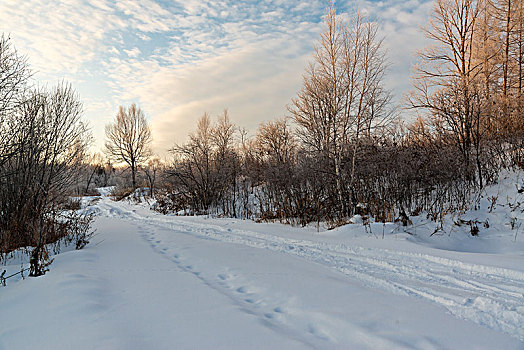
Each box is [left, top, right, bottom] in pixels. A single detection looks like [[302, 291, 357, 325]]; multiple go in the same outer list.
[[98, 198, 524, 341]]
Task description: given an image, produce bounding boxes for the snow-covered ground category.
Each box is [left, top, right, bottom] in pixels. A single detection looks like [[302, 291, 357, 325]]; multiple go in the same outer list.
[[1, 174, 524, 349]]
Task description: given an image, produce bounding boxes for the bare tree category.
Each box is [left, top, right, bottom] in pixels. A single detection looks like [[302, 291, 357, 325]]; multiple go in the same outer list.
[[167, 112, 240, 215], [105, 103, 152, 189], [290, 3, 392, 216], [0, 35, 30, 116], [169, 113, 216, 213], [255, 118, 296, 165], [490, 0, 524, 139], [410, 0, 486, 186], [211, 110, 239, 216], [144, 157, 161, 198], [0, 34, 31, 168], [211, 110, 236, 159], [82, 152, 104, 195]]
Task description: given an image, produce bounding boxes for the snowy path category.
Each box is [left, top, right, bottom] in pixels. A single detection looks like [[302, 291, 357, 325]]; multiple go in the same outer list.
[[100, 197, 523, 347], [1, 195, 523, 349], [99, 198, 524, 342]]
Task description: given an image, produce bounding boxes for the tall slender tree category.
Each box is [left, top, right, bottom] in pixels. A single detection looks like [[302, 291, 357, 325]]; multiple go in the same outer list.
[[290, 2, 391, 216]]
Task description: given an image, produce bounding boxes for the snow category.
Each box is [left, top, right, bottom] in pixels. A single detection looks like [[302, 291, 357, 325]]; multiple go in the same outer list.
[[1, 174, 524, 349]]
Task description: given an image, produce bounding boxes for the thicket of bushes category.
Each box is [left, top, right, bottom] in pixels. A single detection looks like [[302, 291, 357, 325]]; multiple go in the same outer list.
[[152, 113, 522, 229]]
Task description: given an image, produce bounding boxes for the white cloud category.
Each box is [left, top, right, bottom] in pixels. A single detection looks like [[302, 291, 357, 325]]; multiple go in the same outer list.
[[0, 0, 120, 74], [124, 47, 141, 58], [0, 0, 433, 156]]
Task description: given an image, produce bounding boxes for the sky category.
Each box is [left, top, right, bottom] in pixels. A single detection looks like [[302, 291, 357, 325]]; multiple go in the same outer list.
[[0, 0, 433, 156]]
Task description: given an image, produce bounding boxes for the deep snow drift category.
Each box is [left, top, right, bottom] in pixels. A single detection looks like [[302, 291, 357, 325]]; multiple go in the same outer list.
[[1, 172, 523, 349]]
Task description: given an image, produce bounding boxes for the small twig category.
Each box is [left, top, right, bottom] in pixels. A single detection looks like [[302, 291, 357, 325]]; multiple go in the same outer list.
[[94, 239, 105, 246], [4, 268, 30, 280], [0, 267, 31, 286]]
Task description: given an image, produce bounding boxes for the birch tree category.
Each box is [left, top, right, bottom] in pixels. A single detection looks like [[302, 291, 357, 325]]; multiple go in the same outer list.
[[290, 3, 391, 216]]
